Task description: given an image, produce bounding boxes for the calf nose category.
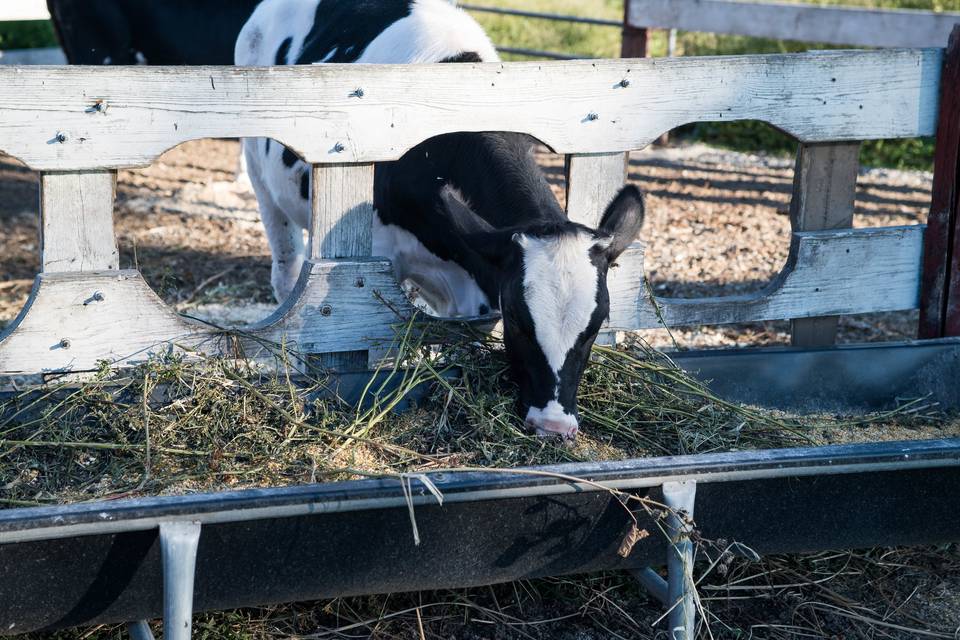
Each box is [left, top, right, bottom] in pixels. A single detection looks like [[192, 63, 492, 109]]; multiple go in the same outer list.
[[530, 419, 579, 441]]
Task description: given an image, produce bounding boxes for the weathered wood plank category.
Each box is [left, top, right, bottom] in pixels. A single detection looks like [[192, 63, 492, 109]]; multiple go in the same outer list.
[[0, 226, 924, 375], [608, 226, 924, 330], [628, 0, 960, 49], [921, 26, 960, 338], [251, 258, 414, 356], [620, 0, 648, 59], [310, 164, 375, 260], [306, 163, 376, 369], [0, 271, 207, 374], [788, 142, 860, 346], [565, 153, 627, 227], [40, 171, 119, 273], [0, 50, 941, 171]]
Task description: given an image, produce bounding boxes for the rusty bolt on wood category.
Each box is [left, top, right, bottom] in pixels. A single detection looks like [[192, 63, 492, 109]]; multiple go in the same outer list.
[[320, 305, 333, 316], [333, 142, 345, 153], [355, 277, 365, 288], [351, 88, 364, 98], [92, 291, 105, 302], [619, 78, 630, 88], [59, 338, 71, 349], [586, 112, 599, 121], [55, 132, 68, 143]]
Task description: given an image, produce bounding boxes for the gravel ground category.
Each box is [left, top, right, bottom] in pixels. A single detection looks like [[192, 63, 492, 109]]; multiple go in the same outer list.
[[0, 139, 931, 347]]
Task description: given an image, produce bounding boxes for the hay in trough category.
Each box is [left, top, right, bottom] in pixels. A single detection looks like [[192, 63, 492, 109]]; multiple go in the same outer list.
[[0, 318, 954, 507], [3, 319, 959, 639]]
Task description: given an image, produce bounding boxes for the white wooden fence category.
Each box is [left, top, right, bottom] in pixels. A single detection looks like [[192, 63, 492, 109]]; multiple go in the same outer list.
[[628, 0, 960, 48], [0, 48, 942, 374]]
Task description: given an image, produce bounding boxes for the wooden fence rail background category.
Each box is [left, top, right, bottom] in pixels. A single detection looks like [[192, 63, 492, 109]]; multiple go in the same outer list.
[[0, 49, 941, 374]]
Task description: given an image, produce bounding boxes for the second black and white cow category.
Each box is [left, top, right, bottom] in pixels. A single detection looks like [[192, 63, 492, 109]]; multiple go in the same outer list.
[[237, 0, 645, 439], [48, 0, 262, 65]]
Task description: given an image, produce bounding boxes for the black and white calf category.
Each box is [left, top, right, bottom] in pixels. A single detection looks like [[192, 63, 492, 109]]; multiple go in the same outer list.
[[237, 0, 645, 439]]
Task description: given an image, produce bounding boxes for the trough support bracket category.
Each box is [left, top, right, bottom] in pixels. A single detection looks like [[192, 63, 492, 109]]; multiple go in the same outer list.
[[159, 521, 202, 640], [127, 620, 155, 640], [633, 480, 698, 640]]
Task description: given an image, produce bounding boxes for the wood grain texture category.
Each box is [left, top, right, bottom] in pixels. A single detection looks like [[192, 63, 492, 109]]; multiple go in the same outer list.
[[921, 26, 960, 338], [40, 171, 119, 273], [308, 163, 376, 369], [788, 142, 860, 346], [0, 271, 207, 374], [251, 259, 414, 356], [620, 0, 649, 59], [0, 225, 924, 374], [628, 0, 960, 48], [310, 164, 375, 260], [565, 153, 627, 227], [0, 50, 941, 171], [608, 226, 924, 330]]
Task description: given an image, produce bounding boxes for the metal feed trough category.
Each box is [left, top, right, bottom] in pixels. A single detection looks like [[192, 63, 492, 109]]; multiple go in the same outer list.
[[3, 27, 960, 638]]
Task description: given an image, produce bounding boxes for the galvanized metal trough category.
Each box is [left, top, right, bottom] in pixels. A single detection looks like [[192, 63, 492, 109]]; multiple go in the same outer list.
[[2, 339, 959, 639]]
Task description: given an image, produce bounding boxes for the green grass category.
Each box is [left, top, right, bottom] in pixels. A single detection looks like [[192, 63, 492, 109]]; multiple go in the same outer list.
[[0, 20, 56, 50]]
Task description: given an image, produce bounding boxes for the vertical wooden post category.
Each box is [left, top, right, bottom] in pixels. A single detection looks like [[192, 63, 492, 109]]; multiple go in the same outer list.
[[620, 0, 648, 59], [920, 25, 960, 338], [788, 142, 860, 347], [40, 171, 118, 272], [565, 153, 628, 227], [310, 163, 376, 370], [566, 153, 629, 346]]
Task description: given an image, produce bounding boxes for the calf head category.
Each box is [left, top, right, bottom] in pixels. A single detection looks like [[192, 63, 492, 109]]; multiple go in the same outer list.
[[453, 186, 645, 440]]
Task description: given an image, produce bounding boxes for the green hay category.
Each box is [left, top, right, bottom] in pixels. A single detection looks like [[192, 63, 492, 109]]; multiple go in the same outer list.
[[0, 319, 949, 507]]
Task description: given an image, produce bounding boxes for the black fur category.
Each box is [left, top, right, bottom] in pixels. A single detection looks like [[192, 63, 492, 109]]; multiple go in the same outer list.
[[281, 147, 298, 168], [295, 0, 415, 65], [275, 37, 292, 65], [47, 0, 261, 64], [300, 170, 310, 201]]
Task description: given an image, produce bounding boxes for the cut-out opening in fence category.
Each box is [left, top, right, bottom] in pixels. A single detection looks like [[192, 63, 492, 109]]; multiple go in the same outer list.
[[629, 122, 796, 301], [0, 152, 38, 331], [116, 138, 275, 329]]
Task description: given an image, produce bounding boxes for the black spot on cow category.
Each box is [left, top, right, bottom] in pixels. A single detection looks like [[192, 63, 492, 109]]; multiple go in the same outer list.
[[275, 37, 292, 65], [440, 51, 483, 63], [300, 170, 310, 200], [264, 139, 271, 154], [296, 0, 414, 64], [282, 147, 298, 168]]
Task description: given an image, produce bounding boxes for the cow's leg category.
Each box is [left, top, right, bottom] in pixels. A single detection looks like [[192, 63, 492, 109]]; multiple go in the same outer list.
[[244, 139, 305, 302]]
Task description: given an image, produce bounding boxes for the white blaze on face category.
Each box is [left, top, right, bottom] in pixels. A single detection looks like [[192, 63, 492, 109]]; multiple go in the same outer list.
[[519, 231, 600, 381]]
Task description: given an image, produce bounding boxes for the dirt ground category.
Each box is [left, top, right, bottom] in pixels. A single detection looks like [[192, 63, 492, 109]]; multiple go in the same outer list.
[[0, 138, 929, 347]]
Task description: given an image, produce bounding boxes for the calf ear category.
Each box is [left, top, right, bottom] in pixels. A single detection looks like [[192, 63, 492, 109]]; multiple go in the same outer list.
[[597, 185, 645, 261]]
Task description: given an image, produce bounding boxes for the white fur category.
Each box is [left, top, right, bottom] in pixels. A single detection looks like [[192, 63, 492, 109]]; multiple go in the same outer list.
[[236, 0, 498, 303], [525, 401, 577, 428], [373, 216, 490, 316], [520, 232, 599, 377]]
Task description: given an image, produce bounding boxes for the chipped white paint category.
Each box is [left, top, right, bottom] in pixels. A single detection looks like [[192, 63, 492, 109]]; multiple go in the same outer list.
[[0, 49, 941, 171], [628, 0, 960, 49]]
